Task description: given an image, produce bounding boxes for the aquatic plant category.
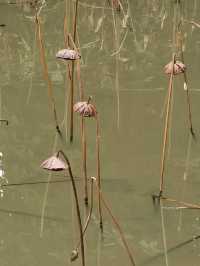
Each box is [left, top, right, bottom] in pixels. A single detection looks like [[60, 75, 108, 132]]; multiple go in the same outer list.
[[41, 150, 85, 266], [56, 49, 81, 60], [74, 97, 103, 231], [92, 176, 136, 266], [153, 0, 196, 202], [70, 0, 79, 142], [153, 53, 176, 202], [164, 60, 186, 75], [41, 154, 68, 171], [35, 12, 61, 135], [73, 98, 96, 205], [74, 98, 97, 117], [71, 177, 94, 261]]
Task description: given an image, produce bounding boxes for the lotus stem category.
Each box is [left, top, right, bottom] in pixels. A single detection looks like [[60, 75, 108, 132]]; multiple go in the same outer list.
[[58, 150, 85, 266], [71, 177, 94, 261], [180, 38, 195, 138], [95, 114, 103, 231], [92, 177, 136, 266], [35, 15, 61, 135], [69, 0, 79, 142], [81, 117, 88, 205], [159, 53, 176, 198]]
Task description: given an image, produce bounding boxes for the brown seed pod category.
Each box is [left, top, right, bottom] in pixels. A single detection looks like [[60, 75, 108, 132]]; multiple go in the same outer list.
[[56, 49, 81, 60], [73, 100, 97, 117], [164, 60, 186, 75], [40, 154, 68, 171]]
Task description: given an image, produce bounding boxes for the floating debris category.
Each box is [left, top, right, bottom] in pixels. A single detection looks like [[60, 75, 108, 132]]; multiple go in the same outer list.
[[56, 49, 81, 60], [70, 249, 79, 262], [164, 60, 186, 75], [40, 154, 68, 171]]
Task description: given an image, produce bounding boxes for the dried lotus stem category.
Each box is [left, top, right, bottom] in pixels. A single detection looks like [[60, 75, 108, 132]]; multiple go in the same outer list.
[[71, 178, 94, 261], [92, 177, 136, 266], [159, 54, 176, 198], [95, 113, 103, 231], [35, 14, 61, 135]]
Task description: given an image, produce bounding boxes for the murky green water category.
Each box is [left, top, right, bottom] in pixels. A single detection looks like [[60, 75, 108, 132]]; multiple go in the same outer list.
[[1, 0, 200, 265]]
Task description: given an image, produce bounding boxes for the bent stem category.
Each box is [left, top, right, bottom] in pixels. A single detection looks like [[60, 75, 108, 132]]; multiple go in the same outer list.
[[95, 114, 103, 231], [58, 150, 85, 266], [92, 177, 136, 266], [35, 15, 61, 135]]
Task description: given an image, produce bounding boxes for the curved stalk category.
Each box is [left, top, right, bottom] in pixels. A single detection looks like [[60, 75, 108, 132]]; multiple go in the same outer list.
[[58, 150, 85, 266]]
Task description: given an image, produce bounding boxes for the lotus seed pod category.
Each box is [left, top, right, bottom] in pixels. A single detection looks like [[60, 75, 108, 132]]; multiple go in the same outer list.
[[164, 60, 186, 75], [73, 101, 97, 117], [56, 49, 81, 60], [40, 154, 68, 171]]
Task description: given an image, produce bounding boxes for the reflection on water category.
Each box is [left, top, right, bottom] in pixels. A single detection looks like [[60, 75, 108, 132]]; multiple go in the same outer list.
[[0, 0, 200, 265]]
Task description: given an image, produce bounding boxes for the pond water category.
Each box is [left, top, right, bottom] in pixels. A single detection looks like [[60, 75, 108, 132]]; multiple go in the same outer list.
[[0, 0, 200, 265]]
